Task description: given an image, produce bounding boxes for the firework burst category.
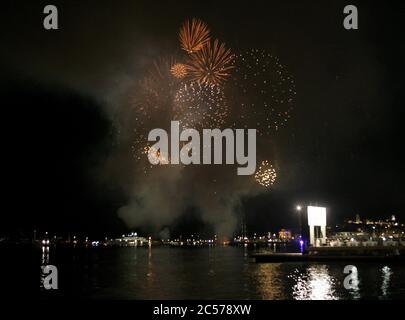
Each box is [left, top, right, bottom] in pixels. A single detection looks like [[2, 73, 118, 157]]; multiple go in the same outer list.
[[170, 63, 188, 79], [179, 18, 211, 54], [143, 145, 170, 165], [130, 56, 182, 171], [173, 82, 228, 129], [229, 49, 296, 135], [139, 56, 181, 100], [186, 39, 234, 86], [130, 143, 172, 174], [133, 56, 182, 127], [255, 160, 277, 187]]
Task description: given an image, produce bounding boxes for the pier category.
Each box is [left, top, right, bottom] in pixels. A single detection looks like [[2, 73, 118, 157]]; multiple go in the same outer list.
[[252, 246, 405, 263]]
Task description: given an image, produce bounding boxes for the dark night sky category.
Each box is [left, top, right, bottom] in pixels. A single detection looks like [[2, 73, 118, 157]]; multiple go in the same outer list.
[[1, 0, 404, 238]]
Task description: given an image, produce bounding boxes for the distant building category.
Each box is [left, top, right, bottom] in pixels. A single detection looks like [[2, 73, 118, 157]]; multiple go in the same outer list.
[[109, 232, 149, 246], [278, 229, 292, 241], [331, 215, 405, 245]]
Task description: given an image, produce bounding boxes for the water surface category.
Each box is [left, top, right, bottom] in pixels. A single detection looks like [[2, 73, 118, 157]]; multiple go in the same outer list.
[[43, 246, 405, 299]]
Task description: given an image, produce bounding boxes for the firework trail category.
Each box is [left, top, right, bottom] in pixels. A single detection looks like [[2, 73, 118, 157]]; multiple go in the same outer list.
[[130, 56, 184, 172], [139, 56, 182, 101], [186, 39, 234, 86], [179, 18, 211, 54]]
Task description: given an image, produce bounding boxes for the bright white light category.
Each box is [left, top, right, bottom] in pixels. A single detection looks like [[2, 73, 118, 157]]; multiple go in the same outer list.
[[381, 266, 392, 297], [292, 266, 337, 300], [307, 206, 326, 226], [296, 205, 302, 211]]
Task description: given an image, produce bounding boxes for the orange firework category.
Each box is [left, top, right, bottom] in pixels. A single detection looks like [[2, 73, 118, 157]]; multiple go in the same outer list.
[[179, 18, 210, 54], [170, 63, 188, 79], [138, 56, 181, 100], [143, 145, 169, 165], [186, 39, 234, 85]]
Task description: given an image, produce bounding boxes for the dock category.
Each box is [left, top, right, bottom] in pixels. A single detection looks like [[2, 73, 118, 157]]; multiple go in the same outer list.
[[252, 246, 405, 263], [253, 253, 405, 263]]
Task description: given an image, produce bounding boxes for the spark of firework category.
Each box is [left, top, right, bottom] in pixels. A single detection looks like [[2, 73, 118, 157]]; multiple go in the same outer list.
[[143, 145, 170, 165], [130, 56, 182, 171], [179, 18, 211, 54], [186, 39, 234, 85], [170, 63, 188, 79], [139, 56, 181, 99], [254, 160, 277, 187], [173, 82, 228, 129], [230, 49, 296, 135], [130, 144, 171, 174]]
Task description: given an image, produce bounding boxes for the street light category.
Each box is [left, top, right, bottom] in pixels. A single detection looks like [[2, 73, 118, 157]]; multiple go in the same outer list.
[[296, 205, 303, 247]]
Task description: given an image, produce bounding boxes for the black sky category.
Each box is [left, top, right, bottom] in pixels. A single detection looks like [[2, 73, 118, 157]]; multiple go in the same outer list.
[[1, 0, 405, 237]]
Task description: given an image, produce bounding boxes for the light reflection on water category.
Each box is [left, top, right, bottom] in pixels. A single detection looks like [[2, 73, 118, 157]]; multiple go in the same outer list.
[[254, 263, 285, 299], [380, 266, 392, 298], [44, 247, 405, 299], [255, 264, 340, 300], [347, 266, 360, 300], [290, 265, 338, 300], [41, 246, 49, 265]]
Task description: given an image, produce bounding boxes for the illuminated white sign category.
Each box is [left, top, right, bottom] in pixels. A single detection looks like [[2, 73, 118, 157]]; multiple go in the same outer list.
[[307, 206, 326, 226]]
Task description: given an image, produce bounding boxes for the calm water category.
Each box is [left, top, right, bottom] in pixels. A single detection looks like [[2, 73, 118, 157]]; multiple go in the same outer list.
[[42, 246, 405, 299]]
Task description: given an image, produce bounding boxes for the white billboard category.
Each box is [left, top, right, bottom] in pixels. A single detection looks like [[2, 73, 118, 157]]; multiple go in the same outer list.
[[307, 206, 326, 226]]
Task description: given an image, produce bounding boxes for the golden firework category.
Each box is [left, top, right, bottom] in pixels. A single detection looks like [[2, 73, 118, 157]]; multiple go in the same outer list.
[[255, 160, 277, 187], [174, 82, 228, 129], [141, 57, 178, 95], [179, 18, 210, 54], [230, 49, 296, 135], [170, 63, 188, 79], [186, 39, 234, 85], [143, 145, 169, 165]]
